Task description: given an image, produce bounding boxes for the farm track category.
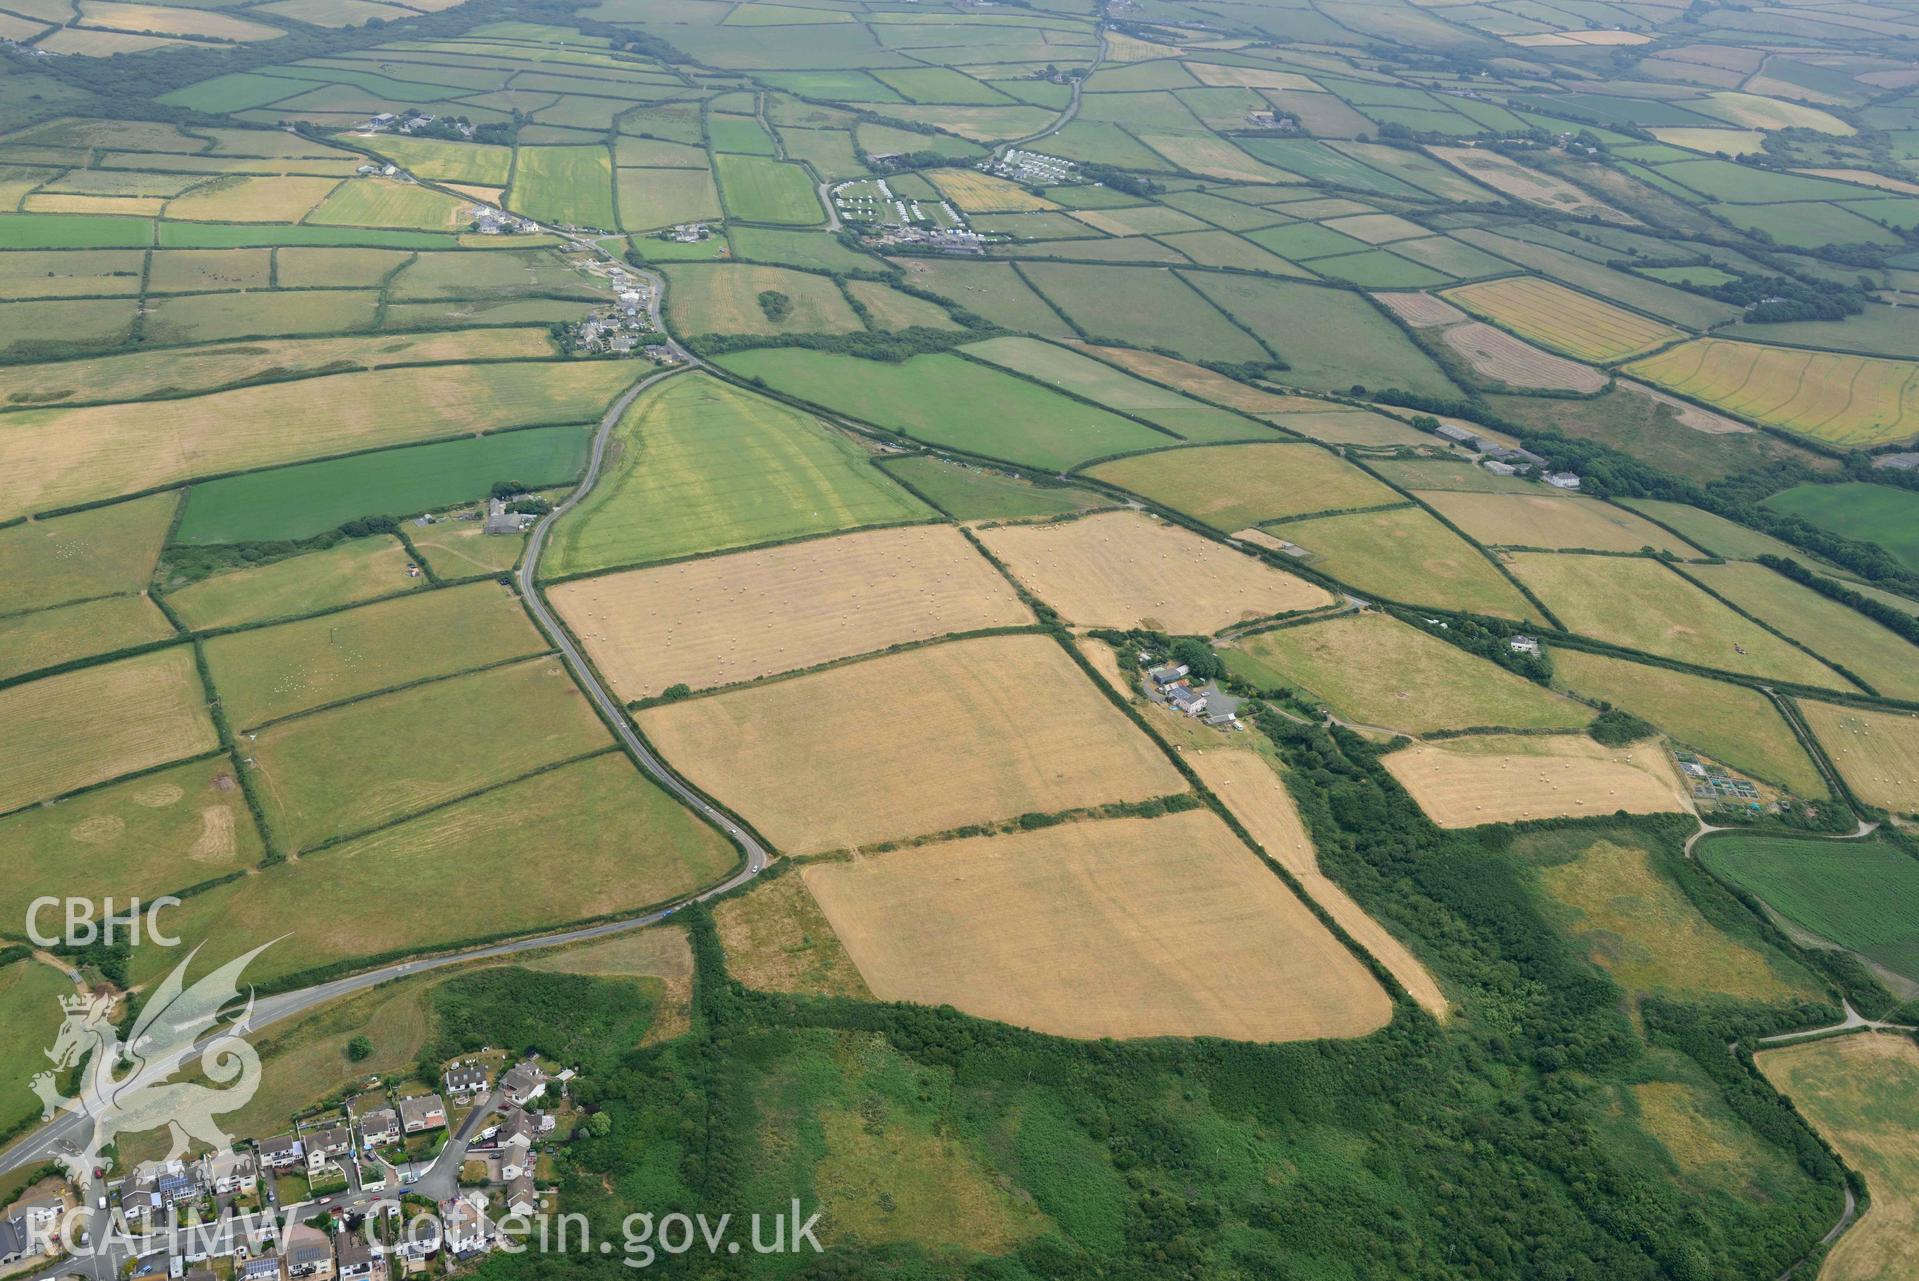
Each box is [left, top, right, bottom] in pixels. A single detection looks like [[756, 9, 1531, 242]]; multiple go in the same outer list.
[[0, 264, 769, 1181]]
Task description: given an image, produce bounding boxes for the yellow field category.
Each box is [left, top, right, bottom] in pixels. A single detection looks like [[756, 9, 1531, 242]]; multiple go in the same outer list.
[[1381, 733, 1690, 828], [973, 510, 1333, 633], [21, 193, 167, 216], [0, 647, 218, 814], [1444, 277, 1681, 363], [637, 634, 1185, 853], [0, 594, 177, 682], [0, 362, 636, 521], [1649, 127, 1767, 156], [1139, 133, 1302, 183], [166, 535, 422, 631], [801, 810, 1391, 1041], [712, 872, 871, 999], [1625, 338, 1919, 448], [1185, 746, 1448, 1018], [662, 263, 862, 336], [1086, 442, 1402, 531], [1702, 90, 1853, 135], [1687, 561, 1919, 701], [1, 490, 177, 615], [77, 1, 281, 38], [1261, 505, 1537, 619], [551, 525, 1029, 699], [1757, 1034, 1919, 1281], [1799, 701, 1919, 816], [165, 175, 343, 222], [927, 169, 1056, 213], [1427, 147, 1637, 224], [1188, 62, 1321, 90], [1416, 491, 1701, 554]]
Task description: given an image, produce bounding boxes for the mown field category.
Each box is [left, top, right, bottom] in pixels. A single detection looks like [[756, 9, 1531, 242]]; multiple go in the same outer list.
[[1799, 701, 1919, 817], [0, 593, 176, 682], [1414, 492, 1700, 555], [0, 491, 174, 614], [1383, 734, 1690, 828], [1266, 505, 1536, 619], [541, 374, 931, 577], [166, 535, 424, 631], [1684, 561, 1919, 700], [508, 145, 617, 229], [1626, 339, 1919, 449], [1700, 834, 1919, 986], [802, 810, 1391, 1042], [637, 634, 1184, 854], [713, 153, 822, 225], [1226, 612, 1589, 735], [975, 510, 1333, 633], [1087, 441, 1400, 531]]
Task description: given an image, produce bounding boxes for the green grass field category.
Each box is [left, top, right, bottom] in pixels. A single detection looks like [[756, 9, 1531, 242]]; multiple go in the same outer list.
[[1265, 505, 1536, 619], [205, 581, 548, 728], [0, 490, 175, 615], [1619, 500, 1822, 563], [175, 425, 589, 544], [1763, 483, 1919, 574], [1507, 554, 1850, 689], [879, 456, 1106, 521], [1226, 612, 1589, 735], [617, 166, 721, 231], [166, 535, 425, 631], [714, 153, 822, 225], [661, 262, 861, 336], [305, 178, 470, 231], [715, 348, 1171, 470], [0, 960, 78, 1142], [1551, 648, 1826, 796], [890, 260, 1074, 338], [1016, 263, 1268, 367], [962, 337, 1271, 443], [541, 373, 931, 578], [1088, 442, 1401, 531], [366, 136, 513, 185], [250, 656, 611, 850], [1685, 562, 1919, 701], [135, 752, 736, 989], [509, 145, 618, 230], [1701, 834, 1919, 985]]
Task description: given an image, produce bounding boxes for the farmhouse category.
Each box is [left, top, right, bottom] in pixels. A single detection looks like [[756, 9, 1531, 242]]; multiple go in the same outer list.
[[1544, 472, 1582, 490], [1149, 663, 1190, 686], [1167, 685, 1208, 716], [398, 1094, 447, 1133]]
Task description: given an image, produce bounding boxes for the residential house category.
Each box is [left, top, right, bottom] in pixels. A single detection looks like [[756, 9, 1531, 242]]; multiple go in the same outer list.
[[203, 1149, 257, 1196], [6, 1191, 63, 1228], [504, 1176, 537, 1218], [305, 1127, 352, 1173], [498, 1065, 545, 1107], [443, 1063, 488, 1097], [497, 1112, 538, 1181], [1166, 685, 1207, 716], [239, 1255, 282, 1281], [1544, 471, 1581, 490], [282, 1226, 334, 1281], [1508, 635, 1541, 656], [357, 1108, 401, 1149], [257, 1136, 304, 1171], [441, 1197, 488, 1257], [398, 1095, 446, 1134], [334, 1232, 376, 1281], [0, 1216, 37, 1267]]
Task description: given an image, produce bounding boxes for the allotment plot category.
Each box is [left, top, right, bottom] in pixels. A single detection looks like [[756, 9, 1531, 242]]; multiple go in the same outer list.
[[550, 525, 1031, 699], [637, 634, 1185, 853], [802, 810, 1391, 1041], [974, 511, 1333, 633]]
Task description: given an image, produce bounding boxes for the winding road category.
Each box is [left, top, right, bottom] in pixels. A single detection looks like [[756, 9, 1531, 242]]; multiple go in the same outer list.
[[0, 269, 763, 1182]]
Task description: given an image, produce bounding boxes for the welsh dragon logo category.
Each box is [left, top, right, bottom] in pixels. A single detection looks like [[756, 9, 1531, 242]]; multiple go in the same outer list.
[[33, 942, 274, 1185]]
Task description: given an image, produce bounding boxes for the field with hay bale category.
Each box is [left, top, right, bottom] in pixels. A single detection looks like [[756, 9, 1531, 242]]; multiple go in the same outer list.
[[205, 582, 547, 729], [541, 374, 931, 577], [637, 634, 1185, 853], [1443, 277, 1682, 363], [1381, 734, 1690, 828], [801, 810, 1391, 1041], [551, 524, 1030, 699], [1626, 340, 1919, 449], [0, 646, 218, 814], [1087, 441, 1401, 531], [1226, 612, 1589, 735], [1264, 505, 1535, 619], [1414, 492, 1701, 554], [248, 656, 611, 850], [1505, 554, 1848, 688], [1798, 701, 1919, 817], [974, 510, 1333, 633], [1551, 649, 1825, 796], [1757, 1034, 1919, 1281]]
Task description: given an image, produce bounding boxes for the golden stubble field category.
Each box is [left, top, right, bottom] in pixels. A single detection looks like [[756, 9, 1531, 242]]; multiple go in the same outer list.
[[1798, 701, 1919, 816], [550, 525, 1031, 699], [1415, 491, 1700, 554], [800, 810, 1393, 1041], [1626, 338, 1919, 449], [1185, 746, 1448, 1019], [973, 510, 1333, 633], [0, 646, 219, 814], [1444, 276, 1680, 363], [636, 633, 1185, 853], [1381, 733, 1691, 828]]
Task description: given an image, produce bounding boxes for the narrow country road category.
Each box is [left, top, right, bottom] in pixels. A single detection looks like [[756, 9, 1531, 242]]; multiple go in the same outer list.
[[0, 270, 763, 1181]]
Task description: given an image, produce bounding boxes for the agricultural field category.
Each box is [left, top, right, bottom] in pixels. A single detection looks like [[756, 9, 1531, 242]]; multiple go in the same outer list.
[[1762, 482, 1919, 572], [662, 263, 860, 336], [963, 337, 1271, 443], [1264, 505, 1537, 619], [1415, 492, 1702, 555], [0, 593, 175, 682], [636, 634, 1185, 854], [1505, 554, 1849, 689], [550, 525, 1030, 699], [1700, 834, 1919, 987], [974, 511, 1333, 633], [801, 810, 1391, 1042], [1758, 1035, 1919, 1281], [1443, 277, 1682, 363], [712, 871, 871, 1000], [1015, 263, 1270, 367], [1086, 441, 1401, 531], [0, 490, 175, 615], [541, 374, 931, 577], [713, 153, 823, 225], [306, 178, 470, 230], [1551, 649, 1826, 797], [1684, 561, 1919, 700], [1626, 340, 1919, 448], [1382, 734, 1690, 828], [1799, 701, 1919, 817], [507, 146, 616, 230], [877, 456, 1106, 521], [1225, 612, 1590, 735], [164, 536, 423, 632]]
